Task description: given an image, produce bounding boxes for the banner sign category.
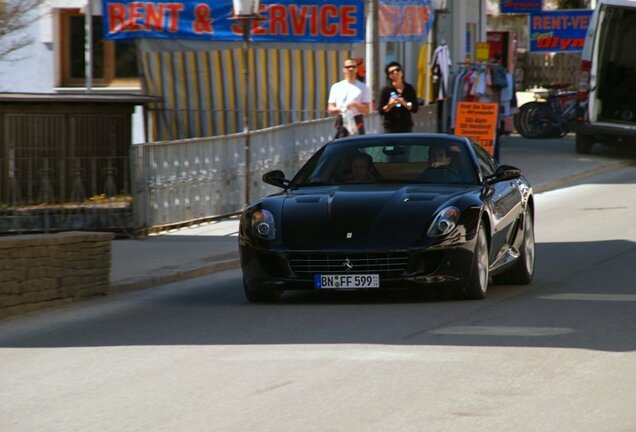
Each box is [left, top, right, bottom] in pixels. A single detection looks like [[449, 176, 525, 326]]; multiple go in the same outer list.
[[379, 0, 435, 42], [500, 0, 542, 14], [529, 10, 592, 53], [455, 102, 498, 155], [102, 0, 365, 42]]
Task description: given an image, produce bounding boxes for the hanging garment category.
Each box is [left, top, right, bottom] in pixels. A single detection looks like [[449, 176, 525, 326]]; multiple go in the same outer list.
[[431, 43, 452, 100]]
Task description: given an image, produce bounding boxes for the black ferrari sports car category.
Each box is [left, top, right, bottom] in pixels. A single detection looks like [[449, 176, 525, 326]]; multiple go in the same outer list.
[[239, 133, 535, 302]]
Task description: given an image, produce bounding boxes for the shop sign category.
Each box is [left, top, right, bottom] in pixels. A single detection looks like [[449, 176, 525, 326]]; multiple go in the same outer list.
[[455, 102, 498, 155], [379, 0, 435, 42], [475, 42, 490, 62], [500, 0, 542, 14], [102, 0, 364, 42], [529, 10, 592, 53]]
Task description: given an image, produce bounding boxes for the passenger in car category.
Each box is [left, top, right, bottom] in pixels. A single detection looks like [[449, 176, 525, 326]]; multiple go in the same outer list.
[[343, 152, 377, 182]]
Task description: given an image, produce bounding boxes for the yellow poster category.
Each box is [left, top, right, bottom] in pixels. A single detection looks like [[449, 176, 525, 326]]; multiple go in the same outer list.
[[454, 102, 498, 155], [475, 42, 490, 62]]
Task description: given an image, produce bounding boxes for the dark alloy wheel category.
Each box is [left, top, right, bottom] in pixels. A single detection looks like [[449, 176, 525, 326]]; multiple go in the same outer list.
[[462, 224, 490, 300]]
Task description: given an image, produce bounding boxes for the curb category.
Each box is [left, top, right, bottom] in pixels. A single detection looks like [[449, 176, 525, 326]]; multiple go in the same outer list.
[[109, 252, 240, 293], [532, 159, 633, 194]]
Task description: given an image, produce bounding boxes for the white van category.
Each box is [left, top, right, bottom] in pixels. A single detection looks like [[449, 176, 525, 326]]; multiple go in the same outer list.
[[575, 0, 636, 153]]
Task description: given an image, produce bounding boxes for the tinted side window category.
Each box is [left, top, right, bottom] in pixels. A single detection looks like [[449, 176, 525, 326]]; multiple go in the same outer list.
[[470, 140, 497, 177]]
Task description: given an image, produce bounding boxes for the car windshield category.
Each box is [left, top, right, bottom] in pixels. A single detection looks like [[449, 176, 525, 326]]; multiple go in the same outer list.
[[291, 137, 478, 187]]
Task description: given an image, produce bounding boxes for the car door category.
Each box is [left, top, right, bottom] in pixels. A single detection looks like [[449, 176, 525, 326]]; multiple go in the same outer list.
[[471, 141, 523, 263]]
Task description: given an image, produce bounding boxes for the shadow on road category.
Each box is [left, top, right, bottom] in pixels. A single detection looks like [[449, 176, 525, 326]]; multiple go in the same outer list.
[[1, 239, 634, 353]]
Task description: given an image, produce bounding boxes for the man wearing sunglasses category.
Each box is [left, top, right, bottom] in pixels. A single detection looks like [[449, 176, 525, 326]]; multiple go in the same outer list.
[[328, 59, 371, 138]]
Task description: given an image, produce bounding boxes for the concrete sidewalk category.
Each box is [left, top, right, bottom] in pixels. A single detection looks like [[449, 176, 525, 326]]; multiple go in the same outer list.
[[110, 134, 634, 292]]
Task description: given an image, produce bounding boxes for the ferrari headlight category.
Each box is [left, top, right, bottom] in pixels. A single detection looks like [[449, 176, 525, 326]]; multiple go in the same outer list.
[[427, 206, 460, 237], [251, 209, 276, 240]]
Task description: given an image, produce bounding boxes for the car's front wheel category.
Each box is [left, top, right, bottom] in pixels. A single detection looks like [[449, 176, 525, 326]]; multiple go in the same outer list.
[[243, 281, 282, 303], [462, 223, 489, 300], [492, 208, 535, 285]]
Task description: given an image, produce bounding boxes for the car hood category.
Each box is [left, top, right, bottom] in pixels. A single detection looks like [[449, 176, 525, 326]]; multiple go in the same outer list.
[[277, 184, 475, 249]]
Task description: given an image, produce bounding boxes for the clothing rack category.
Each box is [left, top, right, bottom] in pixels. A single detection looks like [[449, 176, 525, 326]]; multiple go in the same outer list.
[[454, 61, 505, 69]]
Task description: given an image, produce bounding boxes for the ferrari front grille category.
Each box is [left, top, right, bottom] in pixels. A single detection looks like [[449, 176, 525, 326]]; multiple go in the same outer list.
[[288, 252, 409, 277]]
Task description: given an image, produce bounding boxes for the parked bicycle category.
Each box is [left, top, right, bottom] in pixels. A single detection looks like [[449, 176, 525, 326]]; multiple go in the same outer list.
[[514, 84, 577, 139]]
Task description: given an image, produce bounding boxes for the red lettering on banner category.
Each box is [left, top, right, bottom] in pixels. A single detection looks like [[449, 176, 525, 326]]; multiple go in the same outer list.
[[571, 15, 589, 29], [252, 4, 268, 35], [145, 3, 165, 31], [128, 2, 143, 31], [378, 5, 430, 37], [108, 2, 183, 34], [320, 5, 338, 36], [378, 5, 397, 36], [192, 4, 212, 34], [289, 5, 308, 35], [165, 4, 184, 32], [537, 36, 585, 50], [533, 14, 590, 31], [310, 5, 318, 36], [340, 6, 355, 36], [503, 1, 541, 9], [230, 4, 359, 38], [108, 4, 127, 33], [419, 5, 431, 31], [269, 5, 289, 35]]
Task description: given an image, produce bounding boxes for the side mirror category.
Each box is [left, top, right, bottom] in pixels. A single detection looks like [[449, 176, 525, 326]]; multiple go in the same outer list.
[[262, 170, 289, 189], [486, 164, 522, 184]]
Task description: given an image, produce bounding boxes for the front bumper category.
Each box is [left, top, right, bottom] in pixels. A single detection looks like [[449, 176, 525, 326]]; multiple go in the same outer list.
[[240, 241, 476, 292]]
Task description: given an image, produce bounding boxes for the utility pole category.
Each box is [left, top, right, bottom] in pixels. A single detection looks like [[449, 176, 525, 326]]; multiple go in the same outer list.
[[365, 0, 380, 105], [84, 0, 93, 92], [232, 0, 261, 206]]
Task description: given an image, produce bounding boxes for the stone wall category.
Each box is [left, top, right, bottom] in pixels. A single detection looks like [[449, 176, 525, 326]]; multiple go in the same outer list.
[[0, 231, 114, 319]]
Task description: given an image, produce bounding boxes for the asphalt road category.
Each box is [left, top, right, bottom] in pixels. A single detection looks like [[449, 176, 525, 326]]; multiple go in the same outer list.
[[1, 163, 635, 431]]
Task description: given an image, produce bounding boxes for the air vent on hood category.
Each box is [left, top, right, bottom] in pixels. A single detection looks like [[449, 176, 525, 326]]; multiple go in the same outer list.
[[295, 196, 322, 203], [404, 193, 439, 202]]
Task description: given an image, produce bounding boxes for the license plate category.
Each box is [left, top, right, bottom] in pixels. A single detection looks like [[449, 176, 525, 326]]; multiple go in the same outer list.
[[314, 274, 380, 289]]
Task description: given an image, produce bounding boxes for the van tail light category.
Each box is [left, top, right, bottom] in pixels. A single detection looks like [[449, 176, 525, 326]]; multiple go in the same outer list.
[[577, 60, 591, 101], [576, 60, 592, 121]]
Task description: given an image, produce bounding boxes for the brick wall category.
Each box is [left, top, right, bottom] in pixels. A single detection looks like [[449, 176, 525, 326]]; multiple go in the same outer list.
[[0, 231, 114, 319]]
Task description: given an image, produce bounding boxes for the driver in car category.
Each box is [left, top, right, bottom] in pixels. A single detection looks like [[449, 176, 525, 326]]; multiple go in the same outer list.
[[427, 145, 452, 168], [416, 145, 460, 183]]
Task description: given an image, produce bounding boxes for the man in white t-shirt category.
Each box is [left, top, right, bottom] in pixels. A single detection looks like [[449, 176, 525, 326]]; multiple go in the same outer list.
[[327, 59, 371, 138]]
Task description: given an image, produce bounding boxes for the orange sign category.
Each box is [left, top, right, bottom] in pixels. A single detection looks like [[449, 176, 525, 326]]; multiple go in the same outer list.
[[454, 102, 498, 154]]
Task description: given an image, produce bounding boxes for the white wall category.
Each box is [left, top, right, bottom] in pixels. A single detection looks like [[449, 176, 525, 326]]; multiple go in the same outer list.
[[0, 4, 56, 92]]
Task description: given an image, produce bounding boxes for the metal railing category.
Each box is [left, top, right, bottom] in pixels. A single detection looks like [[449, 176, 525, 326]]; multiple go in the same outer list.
[[1, 108, 437, 235], [0, 156, 133, 234], [131, 108, 437, 233]]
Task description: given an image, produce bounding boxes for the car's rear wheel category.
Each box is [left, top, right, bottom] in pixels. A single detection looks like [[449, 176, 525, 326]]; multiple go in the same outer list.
[[492, 208, 535, 285], [243, 281, 282, 303], [462, 224, 489, 300]]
